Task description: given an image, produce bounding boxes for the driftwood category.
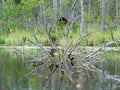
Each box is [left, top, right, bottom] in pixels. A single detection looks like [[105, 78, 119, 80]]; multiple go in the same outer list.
[[20, 23, 120, 85]]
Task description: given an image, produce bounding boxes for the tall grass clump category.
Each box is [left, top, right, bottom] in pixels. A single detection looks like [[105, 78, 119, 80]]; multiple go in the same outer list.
[[4, 28, 49, 46], [81, 29, 120, 46], [5, 30, 32, 46], [0, 35, 5, 44]]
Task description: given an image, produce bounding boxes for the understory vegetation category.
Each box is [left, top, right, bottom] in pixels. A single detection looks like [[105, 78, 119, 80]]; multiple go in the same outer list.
[[1, 1, 120, 89], [0, 0, 120, 46], [0, 26, 120, 46]]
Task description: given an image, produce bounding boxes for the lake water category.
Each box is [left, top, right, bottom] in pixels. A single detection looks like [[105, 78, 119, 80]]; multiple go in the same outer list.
[[0, 47, 120, 90]]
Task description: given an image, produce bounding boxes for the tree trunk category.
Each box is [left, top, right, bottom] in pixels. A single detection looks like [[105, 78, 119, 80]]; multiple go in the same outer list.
[[71, 0, 75, 22], [59, 0, 62, 16], [88, 0, 91, 16], [101, 0, 106, 31], [0, 0, 2, 31], [53, 0, 57, 24], [80, 0, 84, 33], [116, 0, 118, 20], [87, 0, 91, 33]]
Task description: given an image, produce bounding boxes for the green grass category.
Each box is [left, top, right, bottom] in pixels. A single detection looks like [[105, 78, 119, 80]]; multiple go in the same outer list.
[[103, 51, 120, 61], [0, 36, 5, 44], [87, 30, 120, 46], [0, 25, 120, 46], [5, 30, 32, 46], [1, 28, 49, 46]]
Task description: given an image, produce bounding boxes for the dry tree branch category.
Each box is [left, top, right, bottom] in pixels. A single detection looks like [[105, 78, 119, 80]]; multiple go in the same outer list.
[[45, 23, 62, 60], [27, 35, 57, 64], [68, 30, 95, 55], [86, 41, 119, 59], [33, 35, 56, 63]]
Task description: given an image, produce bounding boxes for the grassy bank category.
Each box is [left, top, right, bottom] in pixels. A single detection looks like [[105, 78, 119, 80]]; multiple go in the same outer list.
[[0, 26, 120, 46]]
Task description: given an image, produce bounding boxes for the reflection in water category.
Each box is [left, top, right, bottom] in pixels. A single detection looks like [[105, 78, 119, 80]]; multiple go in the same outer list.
[[0, 48, 120, 90]]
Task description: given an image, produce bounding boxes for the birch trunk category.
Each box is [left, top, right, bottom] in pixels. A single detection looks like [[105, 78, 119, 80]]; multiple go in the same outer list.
[[101, 0, 106, 31], [88, 0, 91, 16], [116, 0, 118, 20], [71, 0, 75, 22], [80, 0, 84, 33], [87, 0, 91, 33], [59, 0, 62, 16], [0, 0, 2, 31], [53, 0, 57, 24]]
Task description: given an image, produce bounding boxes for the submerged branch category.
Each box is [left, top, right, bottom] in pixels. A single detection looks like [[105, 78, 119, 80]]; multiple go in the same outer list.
[[33, 35, 56, 64], [86, 41, 120, 59]]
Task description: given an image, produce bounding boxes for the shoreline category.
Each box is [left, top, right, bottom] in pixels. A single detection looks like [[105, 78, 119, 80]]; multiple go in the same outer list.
[[0, 45, 120, 51]]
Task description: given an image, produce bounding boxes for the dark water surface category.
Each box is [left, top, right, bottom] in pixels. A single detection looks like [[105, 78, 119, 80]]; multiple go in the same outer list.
[[0, 48, 120, 90]]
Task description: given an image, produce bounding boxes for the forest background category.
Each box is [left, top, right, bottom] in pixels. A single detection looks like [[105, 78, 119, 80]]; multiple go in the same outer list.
[[0, 0, 120, 46]]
